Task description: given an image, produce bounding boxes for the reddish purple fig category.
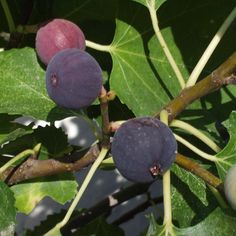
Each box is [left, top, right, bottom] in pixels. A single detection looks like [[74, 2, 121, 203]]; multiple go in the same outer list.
[[36, 19, 86, 65]]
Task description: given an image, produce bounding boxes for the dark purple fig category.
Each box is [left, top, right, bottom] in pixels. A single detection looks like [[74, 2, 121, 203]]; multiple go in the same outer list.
[[36, 19, 86, 65], [111, 117, 177, 183], [46, 48, 102, 109]]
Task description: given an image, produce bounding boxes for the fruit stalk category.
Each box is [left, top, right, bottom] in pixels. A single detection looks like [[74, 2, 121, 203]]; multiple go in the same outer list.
[[99, 87, 111, 148], [160, 110, 174, 230]]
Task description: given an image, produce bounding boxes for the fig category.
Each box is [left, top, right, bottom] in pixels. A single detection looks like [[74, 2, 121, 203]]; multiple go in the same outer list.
[[111, 117, 177, 183], [46, 48, 102, 109], [224, 164, 236, 210], [36, 19, 86, 65]]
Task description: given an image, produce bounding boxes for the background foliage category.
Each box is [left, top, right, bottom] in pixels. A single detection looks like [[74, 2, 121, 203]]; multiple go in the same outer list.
[[0, 0, 236, 235]]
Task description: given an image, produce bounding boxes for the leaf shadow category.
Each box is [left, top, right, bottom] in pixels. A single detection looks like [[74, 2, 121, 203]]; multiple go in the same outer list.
[[171, 171, 218, 227]]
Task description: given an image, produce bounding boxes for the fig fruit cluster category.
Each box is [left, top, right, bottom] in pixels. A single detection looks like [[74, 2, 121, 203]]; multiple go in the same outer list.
[[111, 117, 177, 183], [36, 19, 102, 109]]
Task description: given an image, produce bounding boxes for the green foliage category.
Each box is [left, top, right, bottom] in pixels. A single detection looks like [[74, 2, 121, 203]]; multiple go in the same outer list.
[[0, 0, 236, 235]]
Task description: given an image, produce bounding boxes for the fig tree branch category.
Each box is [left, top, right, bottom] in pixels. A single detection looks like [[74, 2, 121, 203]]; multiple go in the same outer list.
[[1, 144, 100, 185], [175, 153, 223, 193], [156, 51, 236, 122], [99, 87, 111, 148]]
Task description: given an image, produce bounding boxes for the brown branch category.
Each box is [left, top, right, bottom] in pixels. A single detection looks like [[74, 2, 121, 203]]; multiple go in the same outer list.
[[99, 87, 111, 148], [155, 51, 236, 122], [1, 145, 100, 185], [175, 153, 224, 193]]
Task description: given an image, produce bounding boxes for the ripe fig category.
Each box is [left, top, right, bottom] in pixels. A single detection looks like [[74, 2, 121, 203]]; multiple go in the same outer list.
[[46, 48, 102, 109], [36, 19, 86, 65], [111, 117, 177, 183], [224, 164, 236, 210]]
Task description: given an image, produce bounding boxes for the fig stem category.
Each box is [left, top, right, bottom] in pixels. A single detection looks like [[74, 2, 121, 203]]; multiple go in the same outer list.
[[157, 51, 236, 122], [86, 40, 111, 52], [0, 0, 15, 32], [186, 6, 236, 87], [160, 110, 174, 232], [174, 133, 219, 162], [45, 147, 109, 236], [99, 87, 111, 148], [147, 0, 185, 89], [170, 119, 221, 153]]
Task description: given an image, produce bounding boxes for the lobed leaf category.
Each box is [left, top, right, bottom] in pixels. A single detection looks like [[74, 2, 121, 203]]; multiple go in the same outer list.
[[11, 173, 78, 214]]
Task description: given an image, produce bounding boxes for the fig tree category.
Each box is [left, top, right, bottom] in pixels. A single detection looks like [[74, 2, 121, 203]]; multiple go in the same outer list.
[[46, 48, 103, 109], [111, 117, 177, 183], [36, 18, 86, 65]]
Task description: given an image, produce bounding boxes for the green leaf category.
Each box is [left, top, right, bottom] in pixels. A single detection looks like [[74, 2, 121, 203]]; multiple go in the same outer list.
[[0, 181, 16, 233], [171, 164, 215, 227], [146, 207, 236, 236], [0, 48, 81, 121], [172, 164, 207, 206], [10, 173, 78, 214], [216, 111, 236, 180], [34, 125, 72, 159], [110, 2, 187, 116], [72, 216, 124, 236]]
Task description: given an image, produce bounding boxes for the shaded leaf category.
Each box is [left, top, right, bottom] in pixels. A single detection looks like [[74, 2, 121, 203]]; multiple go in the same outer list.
[[11, 173, 78, 214], [216, 111, 236, 180], [34, 125, 72, 159], [72, 216, 124, 236]]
